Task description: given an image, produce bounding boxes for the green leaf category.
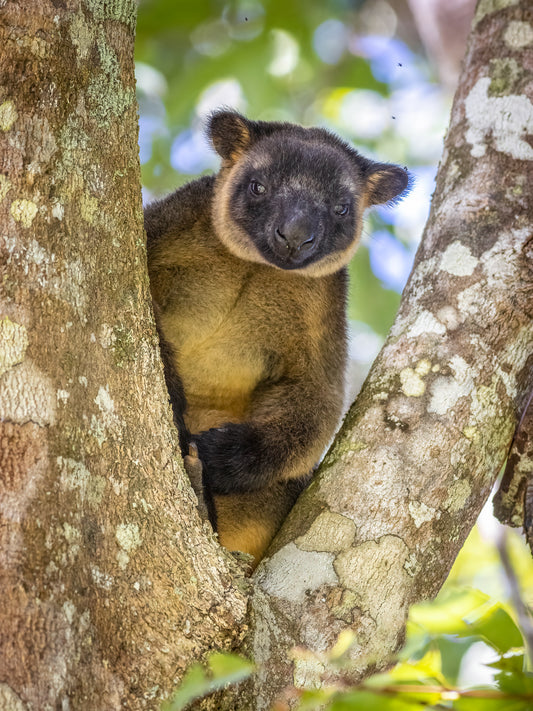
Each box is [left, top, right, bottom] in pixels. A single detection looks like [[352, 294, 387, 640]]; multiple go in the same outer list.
[[438, 636, 477, 686], [495, 667, 533, 696], [388, 648, 445, 686], [328, 690, 426, 710], [295, 687, 336, 710], [487, 653, 525, 673], [398, 623, 432, 662], [163, 653, 254, 711], [207, 652, 255, 687], [162, 663, 209, 711], [462, 605, 523, 654], [410, 587, 490, 636]]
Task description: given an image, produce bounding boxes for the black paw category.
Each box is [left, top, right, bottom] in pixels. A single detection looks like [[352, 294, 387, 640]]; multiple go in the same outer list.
[[193, 423, 274, 495]]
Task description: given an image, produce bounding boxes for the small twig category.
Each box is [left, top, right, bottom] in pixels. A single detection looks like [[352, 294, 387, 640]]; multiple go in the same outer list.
[[274, 670, 533, 708], [364, 683, 533, 700]]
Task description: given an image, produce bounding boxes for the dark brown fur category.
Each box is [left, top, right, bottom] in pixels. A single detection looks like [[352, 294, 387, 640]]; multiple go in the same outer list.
[[145, 111, 409, 564]]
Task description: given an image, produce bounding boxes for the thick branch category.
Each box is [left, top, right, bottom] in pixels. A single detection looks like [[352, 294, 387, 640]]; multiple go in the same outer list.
[[242, 2, 533, 707], [0, 3, 247, 709]]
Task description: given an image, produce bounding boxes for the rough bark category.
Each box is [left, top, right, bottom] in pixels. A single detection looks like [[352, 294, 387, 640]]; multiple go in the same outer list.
[[239, 1, 533, 707], [0, 3, 246, 709]]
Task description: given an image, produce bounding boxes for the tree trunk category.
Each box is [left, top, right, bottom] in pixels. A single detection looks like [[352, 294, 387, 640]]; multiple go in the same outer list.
[[239, 0, 533, 707], [0, 1, 531, 710], [0, 3, 246, 709]]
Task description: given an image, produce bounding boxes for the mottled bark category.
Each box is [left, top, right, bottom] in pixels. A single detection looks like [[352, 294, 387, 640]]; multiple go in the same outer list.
[[0, 3, 246, 710], [241, 1, 533, 707]]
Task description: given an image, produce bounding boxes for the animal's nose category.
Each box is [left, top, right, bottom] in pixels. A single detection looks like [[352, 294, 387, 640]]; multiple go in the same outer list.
[[274, 216, 316, 257]]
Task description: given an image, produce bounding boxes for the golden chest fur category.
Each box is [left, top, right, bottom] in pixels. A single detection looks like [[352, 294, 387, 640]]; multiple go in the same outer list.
[[157, 241, 327, 433]]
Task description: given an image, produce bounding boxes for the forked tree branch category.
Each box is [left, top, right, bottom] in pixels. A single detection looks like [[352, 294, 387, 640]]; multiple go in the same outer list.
[[235, 2, 533, 707]]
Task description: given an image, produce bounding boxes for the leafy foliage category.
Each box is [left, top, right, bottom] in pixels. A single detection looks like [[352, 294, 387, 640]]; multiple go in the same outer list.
[[161, 530, 533, 710], [162, 652, 255, 711], [284, 528, 533, 710]]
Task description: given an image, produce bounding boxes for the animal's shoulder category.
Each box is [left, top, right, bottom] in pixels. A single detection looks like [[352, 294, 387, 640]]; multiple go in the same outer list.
[[144, 175, 216, 249]]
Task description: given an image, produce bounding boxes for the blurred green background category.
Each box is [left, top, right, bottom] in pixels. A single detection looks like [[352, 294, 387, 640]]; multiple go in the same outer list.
[[135, 2, 533, 707]]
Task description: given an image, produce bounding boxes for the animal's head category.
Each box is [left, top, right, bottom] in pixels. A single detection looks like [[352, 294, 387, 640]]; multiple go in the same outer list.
[[209, 110, 410, 277]]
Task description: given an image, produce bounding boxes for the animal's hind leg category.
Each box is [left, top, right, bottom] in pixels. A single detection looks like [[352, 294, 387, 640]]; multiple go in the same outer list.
[[214, 475, 310, 568]]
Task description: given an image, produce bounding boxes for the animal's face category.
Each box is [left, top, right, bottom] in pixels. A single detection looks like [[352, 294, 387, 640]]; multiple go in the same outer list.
[[210, 111, 410, 277], [220, 137, 365, 274]]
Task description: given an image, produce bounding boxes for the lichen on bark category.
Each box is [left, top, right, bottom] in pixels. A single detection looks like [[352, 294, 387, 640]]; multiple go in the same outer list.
[[0, 2, 247, 709], [237, 3, 533, 707]]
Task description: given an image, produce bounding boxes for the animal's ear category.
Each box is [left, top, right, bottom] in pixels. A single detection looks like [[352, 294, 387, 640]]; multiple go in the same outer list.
[[363, 162, 411, 207], [208, 110, 254, 163]]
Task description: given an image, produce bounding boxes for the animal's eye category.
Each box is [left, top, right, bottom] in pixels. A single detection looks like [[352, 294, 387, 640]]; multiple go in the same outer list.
[[334, 204, 349, 216], [249, 180, 266, 196]]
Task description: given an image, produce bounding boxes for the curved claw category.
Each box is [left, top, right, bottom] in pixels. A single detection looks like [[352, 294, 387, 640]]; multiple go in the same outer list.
[[183, 446, 209, 521]]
